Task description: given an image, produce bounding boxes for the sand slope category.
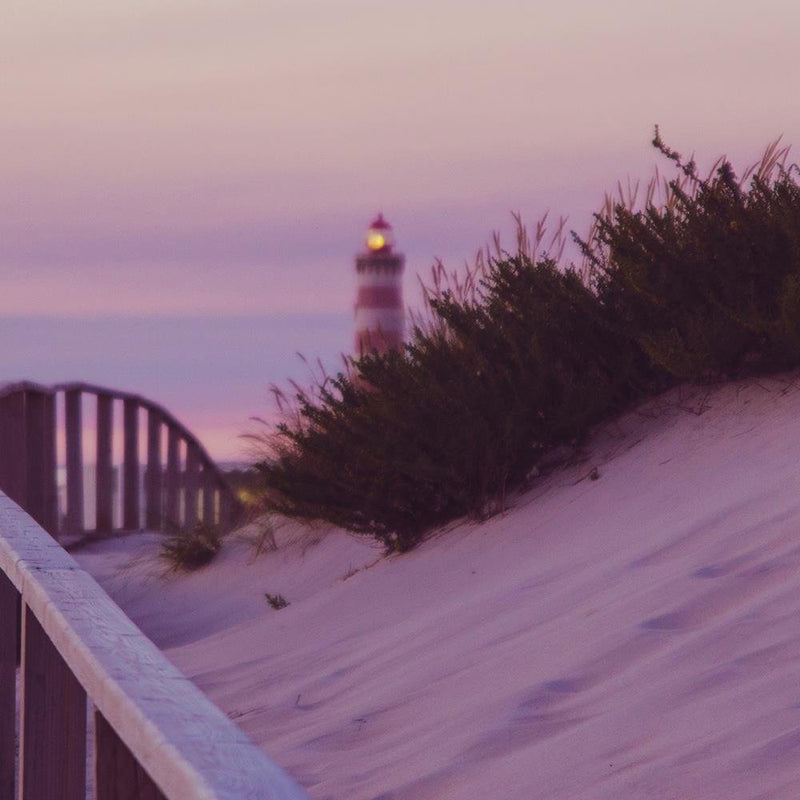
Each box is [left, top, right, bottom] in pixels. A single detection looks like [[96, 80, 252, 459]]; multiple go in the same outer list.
[[76, 377, 800, 799]]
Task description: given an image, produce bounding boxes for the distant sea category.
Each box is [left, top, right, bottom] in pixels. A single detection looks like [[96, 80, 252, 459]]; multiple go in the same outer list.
[[1, 313, 351, 461]]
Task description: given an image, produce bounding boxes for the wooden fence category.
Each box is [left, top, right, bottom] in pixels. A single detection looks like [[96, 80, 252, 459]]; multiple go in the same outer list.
[[0, 382, 242, 543], [0, 491, 309, 799]]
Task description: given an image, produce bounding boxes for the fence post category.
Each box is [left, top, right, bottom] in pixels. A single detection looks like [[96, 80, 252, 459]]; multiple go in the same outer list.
[[146, 410, 162, 530], [96, 393, 114, 534], [184, 444, 200, 530], [95, 710, 167, 800], [24, 390, 57, 536], [0, 572, 18, 800], [42, 392, 58, 535], [202, 465, 216, 526], [0, 391, 27, 508], [65, 389, 84, 536], [219, 483, 234, 531], [165, 427, 181, 530], [19, 605, 86, 800], [123, 399, 140, 530]]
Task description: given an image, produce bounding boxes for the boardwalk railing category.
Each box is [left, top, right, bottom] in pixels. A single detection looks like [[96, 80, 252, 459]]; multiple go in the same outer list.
[[0, 381, 242, 543], [0, 492, 309, 800]]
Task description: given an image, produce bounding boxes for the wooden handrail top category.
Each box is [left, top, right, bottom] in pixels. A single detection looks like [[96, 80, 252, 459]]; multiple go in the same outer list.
[[0, 492, 307, 800], [0, 380, 233, 488]]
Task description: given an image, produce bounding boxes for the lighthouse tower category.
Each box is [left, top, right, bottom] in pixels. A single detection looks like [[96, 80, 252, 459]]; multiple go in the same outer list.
[[354, 213, 405, 356]]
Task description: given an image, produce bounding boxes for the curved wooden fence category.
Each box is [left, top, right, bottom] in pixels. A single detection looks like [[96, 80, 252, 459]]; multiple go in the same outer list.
[[0, 491, 308, 800], [0, 381, 241, 542]]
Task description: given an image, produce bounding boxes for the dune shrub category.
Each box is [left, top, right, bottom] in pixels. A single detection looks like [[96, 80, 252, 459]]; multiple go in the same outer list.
[[257, 255, 637, 551], [255, 133, 800, 550], [264, 592, 289, 610], [160, 522, 222, 571], [585, 131, 800, 381]]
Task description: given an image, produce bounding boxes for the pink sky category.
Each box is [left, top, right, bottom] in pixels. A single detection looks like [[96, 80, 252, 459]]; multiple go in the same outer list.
[[3, 1, 800, 457], [5, 0, 799, 316]]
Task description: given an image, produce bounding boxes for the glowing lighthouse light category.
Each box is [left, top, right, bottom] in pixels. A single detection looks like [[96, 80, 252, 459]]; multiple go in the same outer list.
[[366, 213, 394, 252], [354, 214, 405, 356]]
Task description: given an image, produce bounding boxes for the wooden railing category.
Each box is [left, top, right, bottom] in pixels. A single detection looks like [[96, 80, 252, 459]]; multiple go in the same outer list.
[[0, 491, 309, 800], [0, 382, 242, 543]]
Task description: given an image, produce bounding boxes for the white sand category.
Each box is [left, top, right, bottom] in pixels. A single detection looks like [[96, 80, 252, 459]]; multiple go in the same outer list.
[[75, 376, 800, 799]]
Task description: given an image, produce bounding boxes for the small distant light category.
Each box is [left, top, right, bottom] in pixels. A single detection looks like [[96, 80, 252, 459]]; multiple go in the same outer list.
[[367, 231, 386, 251]]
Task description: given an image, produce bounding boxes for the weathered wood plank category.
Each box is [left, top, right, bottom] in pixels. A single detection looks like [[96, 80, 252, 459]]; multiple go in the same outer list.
[[20, 604, 86, 800], [146, 411, 162, 531], [219, 484, 240, 532], [0, 494, 311, 800], [96, 394, 114, 534], [0, 498, 78, 577], [23, 391, 45, 529], [96, 710, 167, 800], [2, 380, 237, 541], [0, 391, 27, 508], [42, 392, 58, 535], [0, 572, 18, 800], [165, 428, 180, 530], [202, 467, 216, 526], [65, 389, 85, 535], [184, 444, 200, 530], [123, 399, 140, 530], [219, 487, 230, 531], [24, 390, 57, 535]]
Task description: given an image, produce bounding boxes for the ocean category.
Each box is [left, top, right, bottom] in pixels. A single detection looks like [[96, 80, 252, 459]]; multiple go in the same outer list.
[[1, 313, 352, 461]]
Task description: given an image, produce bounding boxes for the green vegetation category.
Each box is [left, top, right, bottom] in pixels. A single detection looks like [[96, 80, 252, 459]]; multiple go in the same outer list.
[[264, 592, 289, 610], [160, 522, 223, 571], [586, 130, 800, 381], [254, 132, 800, 551]]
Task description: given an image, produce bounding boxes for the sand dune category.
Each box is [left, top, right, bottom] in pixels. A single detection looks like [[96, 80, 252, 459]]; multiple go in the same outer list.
[[75, 376, 800, 799]]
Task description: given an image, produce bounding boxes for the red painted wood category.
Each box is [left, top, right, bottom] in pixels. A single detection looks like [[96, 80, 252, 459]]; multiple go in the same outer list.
[[145, 410, 162, 531], [95, 710, 167, 800], [0, 573, 18, 800], [123, 399, 140, 530], [20, 606, 86, 800], [65, 389, 85, 535], [165, 428, 180, 530], [96, 394, 114, 533]]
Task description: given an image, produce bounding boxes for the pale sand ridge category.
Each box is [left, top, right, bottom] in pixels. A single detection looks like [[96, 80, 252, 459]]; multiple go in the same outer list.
[[75, 376, 800, 799]]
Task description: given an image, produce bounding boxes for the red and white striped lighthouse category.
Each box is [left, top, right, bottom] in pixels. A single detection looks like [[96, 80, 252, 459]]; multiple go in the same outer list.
[[354, 213, 405, 356]]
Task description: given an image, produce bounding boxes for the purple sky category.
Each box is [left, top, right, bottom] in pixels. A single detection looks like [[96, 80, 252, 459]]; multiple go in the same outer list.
[[3, 0, 800, 457]]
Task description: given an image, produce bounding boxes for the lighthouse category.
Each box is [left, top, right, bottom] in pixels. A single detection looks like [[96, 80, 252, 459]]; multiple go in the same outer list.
[[354, 213, 405, 356]]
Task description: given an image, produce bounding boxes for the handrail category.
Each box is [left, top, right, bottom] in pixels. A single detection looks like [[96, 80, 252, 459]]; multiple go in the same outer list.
[[0, 491, 309, 799], [1, 381, 224, 478], [0, 381, 242, 543]]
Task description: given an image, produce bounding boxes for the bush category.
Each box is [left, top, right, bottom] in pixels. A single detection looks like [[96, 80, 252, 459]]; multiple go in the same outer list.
[[584, 130, 800, 381], [257, 254, 638, 551], [264, 592, 289, 610], [255, 132, 800, 551], [160, 522, 222, 571]]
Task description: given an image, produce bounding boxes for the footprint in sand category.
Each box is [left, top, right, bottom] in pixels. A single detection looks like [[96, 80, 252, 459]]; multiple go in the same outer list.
[[643, 556, 794, 632], [463, 675, 597, 762]]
